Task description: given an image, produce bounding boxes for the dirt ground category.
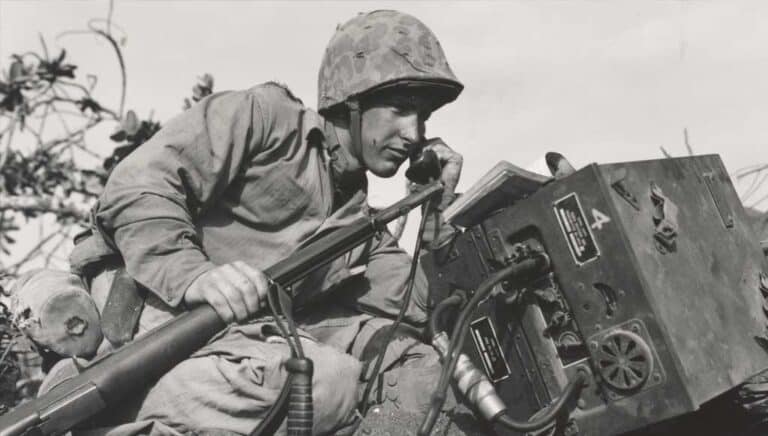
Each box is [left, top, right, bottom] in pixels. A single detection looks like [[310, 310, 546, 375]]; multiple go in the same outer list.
[[355, 403, 493, 436]]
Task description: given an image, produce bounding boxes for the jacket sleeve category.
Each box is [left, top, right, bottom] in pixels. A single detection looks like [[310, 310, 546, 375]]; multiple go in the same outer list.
[[95, 89, 268, 307], [353, 230, 432, 325]]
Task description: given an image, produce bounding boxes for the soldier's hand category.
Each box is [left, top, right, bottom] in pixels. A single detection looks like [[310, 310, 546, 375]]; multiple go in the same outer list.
[[421, 137, 463, 210], [183, 261, 269, 323]]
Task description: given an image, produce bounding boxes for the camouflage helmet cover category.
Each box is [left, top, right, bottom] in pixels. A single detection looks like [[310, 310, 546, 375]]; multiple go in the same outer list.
[[318, 10, 463, 114]]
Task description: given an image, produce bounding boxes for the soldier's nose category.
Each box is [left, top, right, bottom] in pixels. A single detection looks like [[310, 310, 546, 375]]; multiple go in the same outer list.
[[400, 116, 421, 144]]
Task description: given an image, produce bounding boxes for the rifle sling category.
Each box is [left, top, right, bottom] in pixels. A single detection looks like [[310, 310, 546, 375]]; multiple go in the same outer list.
[[101, 266, 147, 347]]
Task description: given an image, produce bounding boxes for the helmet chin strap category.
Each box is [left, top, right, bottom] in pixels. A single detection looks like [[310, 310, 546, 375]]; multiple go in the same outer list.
[[346, 99, 363, 161]]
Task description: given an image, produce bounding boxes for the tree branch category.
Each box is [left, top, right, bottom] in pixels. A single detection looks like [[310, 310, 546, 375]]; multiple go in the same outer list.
[[3, 229, 67, 274], [736, 164, 768, 179], [0, 194, 91, 221], [0, 117, 17, 167], [87, 24, 127, 118], [39, 120, 96, 152], [36, 101, 51, 145], [107, 0, 114, 36], [44, 226, 72, 267]]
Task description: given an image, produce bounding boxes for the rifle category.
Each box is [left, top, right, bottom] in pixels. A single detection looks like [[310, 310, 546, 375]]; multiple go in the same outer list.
[[0, 182, 443, 436]]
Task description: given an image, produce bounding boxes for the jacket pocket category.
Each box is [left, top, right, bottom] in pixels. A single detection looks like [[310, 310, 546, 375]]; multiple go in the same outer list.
[[231, 168, 311, 225]]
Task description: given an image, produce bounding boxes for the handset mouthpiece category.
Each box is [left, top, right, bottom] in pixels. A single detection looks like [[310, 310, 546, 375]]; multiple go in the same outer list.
[[406, 148, 441, 184]]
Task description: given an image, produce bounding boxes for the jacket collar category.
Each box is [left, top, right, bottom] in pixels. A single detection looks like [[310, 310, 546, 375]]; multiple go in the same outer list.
[[305, 112, 367, 195]]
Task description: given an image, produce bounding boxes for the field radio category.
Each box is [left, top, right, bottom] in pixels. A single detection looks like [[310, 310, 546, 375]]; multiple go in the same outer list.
[[423, 155, 768, 435]]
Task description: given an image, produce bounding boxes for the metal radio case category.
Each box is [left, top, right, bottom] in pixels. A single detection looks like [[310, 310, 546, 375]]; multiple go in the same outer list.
[[422, 155, 768, 435]]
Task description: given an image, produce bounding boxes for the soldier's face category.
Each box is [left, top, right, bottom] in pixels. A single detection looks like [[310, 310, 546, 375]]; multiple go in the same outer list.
[[360, 93, 431, 177]]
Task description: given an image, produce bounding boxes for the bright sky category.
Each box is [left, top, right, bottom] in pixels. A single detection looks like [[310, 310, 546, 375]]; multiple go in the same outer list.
[[1, 0, 768, 261]]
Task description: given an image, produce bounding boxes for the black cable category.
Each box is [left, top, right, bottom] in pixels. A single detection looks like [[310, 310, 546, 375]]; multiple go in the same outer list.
[[251, 179, 443, 434], [249, 282, 314, 436], [274, 281, 305, 359], [444, 257, 548, 394], [268, 281, 313, 435], [359, 195, 437, 415], [427, 291, 466, 339], [248, 373, 294, 436], [248, 281, 300, 436], [265, 281, 299, 356], [419, 254, 550, 435], [446, 254, 550, 386], [495, 371, 587, 432]]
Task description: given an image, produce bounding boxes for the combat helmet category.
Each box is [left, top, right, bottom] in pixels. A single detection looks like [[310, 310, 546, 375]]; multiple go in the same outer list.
[[319, 10, 463, 114], [318, 10, 463, 154]]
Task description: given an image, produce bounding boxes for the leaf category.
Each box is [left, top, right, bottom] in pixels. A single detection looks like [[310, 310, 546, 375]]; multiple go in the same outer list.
[[191, 74, 214, 102], [8, 60, 24, 81], [109, 125, 126, 142], [36, 50, 77, 82], [110, 110, 139, 141], [123, 110, 139, 136], [104, 144, 137, 172], [78, 97, 102, 114], [0, 92, 20, 112], [86, 74, 98, 91], [192, 85, 206, 101], [58, 64, 76, 79], [200, 73, 214, 89]]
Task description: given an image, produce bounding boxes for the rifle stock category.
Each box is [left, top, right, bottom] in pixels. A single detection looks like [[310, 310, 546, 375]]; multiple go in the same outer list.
[[0, 182, 442, 436]]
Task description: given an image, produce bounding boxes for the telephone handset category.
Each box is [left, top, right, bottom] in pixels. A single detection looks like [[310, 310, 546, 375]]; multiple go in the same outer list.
[[405, 142, 441, 185]]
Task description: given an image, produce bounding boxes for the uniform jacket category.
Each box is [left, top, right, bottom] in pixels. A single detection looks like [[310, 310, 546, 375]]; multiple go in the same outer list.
[[72, 82, 431, 324]]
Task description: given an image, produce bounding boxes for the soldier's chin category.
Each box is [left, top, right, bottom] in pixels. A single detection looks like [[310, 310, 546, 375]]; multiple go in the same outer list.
[[370, 160, 401, 178]]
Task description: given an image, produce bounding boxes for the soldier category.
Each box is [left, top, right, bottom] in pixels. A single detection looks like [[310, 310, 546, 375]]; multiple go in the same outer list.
[[52, 9, 467, 436]]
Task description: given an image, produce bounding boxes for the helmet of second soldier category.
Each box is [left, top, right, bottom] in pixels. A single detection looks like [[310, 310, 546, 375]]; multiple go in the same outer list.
[[317, 10, 463, 117]]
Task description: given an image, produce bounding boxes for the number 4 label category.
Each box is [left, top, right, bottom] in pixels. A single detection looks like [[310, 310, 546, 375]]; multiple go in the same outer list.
[[591, 208, 611, 230]]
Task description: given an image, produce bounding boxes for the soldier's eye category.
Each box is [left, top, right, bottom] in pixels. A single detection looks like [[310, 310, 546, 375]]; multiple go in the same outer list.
[[391, 98, 418, 114], [392, 104, 415, 115]]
